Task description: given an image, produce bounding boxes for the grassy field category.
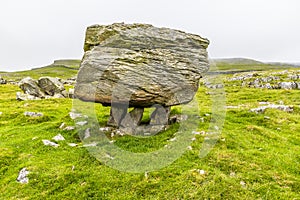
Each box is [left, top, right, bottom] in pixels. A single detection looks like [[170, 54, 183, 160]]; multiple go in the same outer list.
[[0, 60, 299, 199]]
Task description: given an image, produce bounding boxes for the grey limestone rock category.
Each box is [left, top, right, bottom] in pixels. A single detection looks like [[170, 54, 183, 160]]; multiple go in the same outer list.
[[74, 23, 210, 133], [75, 23, 209, 107], [38, 77, 66, 97], [18, 77, 45, 97], [18, 76, 68, 100]]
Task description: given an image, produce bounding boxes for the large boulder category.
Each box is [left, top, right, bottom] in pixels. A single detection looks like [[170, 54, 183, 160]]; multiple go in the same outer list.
[[75, 23, 210, 107]]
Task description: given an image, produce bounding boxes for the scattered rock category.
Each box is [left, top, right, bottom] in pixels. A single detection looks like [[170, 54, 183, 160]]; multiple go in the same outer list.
[[0, 76, 7, 84], [99, 127, 112, 132], [68, 143, 78, 147], [76, 121, 88, 126], [83, 142, 98, 147], [278, 82, 297, 90], [83, 128, 91, 139], [17, 168, 30, 184], [16, 92, 41, 101], [69, 111, 83, 120], [42, 140, 59, 147], [259, 102, 269, 105], [68, 88, 75, 98], [104, 153, 114, 160], [229, 70, 300, 90], [198, 169, 205, 175], [204, 82, 224, 89], [62, 76, 77, 85], [63, 126, 75, 131], [230, 172, 236, 177], [52, 134, 65, 141], [192, 131, 206, 135], [24, 111, 43, 117], [250, 104, 293, 114], [59, 122, 65, 129], [240, 181, 246, 188], [132, 125, 166, 136], [226, 105, 240, 109]]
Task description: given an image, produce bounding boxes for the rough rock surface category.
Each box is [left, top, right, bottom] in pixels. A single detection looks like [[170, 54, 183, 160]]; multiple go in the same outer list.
[[74, 23, 209, 133], [18, 77, 45, 97], [38, 77, 67, 97], [75, 23, 209, 107], [17, 77, 68, 100]]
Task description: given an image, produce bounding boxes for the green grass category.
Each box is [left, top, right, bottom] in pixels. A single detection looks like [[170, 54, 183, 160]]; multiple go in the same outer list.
[[0, 63, 299, 199]]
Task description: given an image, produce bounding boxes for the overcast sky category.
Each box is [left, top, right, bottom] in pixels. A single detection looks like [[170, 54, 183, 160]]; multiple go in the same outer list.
[[0, 0, 299, 71]]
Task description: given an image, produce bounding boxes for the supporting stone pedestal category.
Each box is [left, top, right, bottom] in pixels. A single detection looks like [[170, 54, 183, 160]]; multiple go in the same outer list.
[[108, 105, 171, 135], [150, 106, 170, 125], [120, 108, 144, 128], [107, 105, 127, 127]]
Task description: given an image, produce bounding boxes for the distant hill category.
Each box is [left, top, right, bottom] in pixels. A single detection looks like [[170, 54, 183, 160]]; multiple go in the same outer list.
[[0, 59, 81, 81], [209, 58, 297, 73], [1, 58, 299, 81], [211, 58, 264, 65], [31, 59, 81, 70]]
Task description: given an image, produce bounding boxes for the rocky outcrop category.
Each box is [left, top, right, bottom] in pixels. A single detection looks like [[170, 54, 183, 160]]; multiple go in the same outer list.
[[228, 70, 300, 90], [38, 77, 67, 97], [17, 77, 69, 100], [74, 23, 210, 133], [18, 77, 45, 97]]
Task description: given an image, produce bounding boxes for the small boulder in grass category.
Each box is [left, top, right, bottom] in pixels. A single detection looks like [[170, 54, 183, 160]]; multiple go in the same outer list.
[[64, 126, 75, 131], [17, 168, 30, 184], [24, 111, 43, 117], [42, 140, 59, 147], [52, 134, 65, 141]]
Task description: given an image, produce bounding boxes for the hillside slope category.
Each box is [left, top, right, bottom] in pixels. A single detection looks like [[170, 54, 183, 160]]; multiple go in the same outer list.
[[0, 63, 299, 199]]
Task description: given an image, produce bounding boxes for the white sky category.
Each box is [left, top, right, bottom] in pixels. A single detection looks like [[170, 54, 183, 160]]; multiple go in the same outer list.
[[0, 0, 299, 71]]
